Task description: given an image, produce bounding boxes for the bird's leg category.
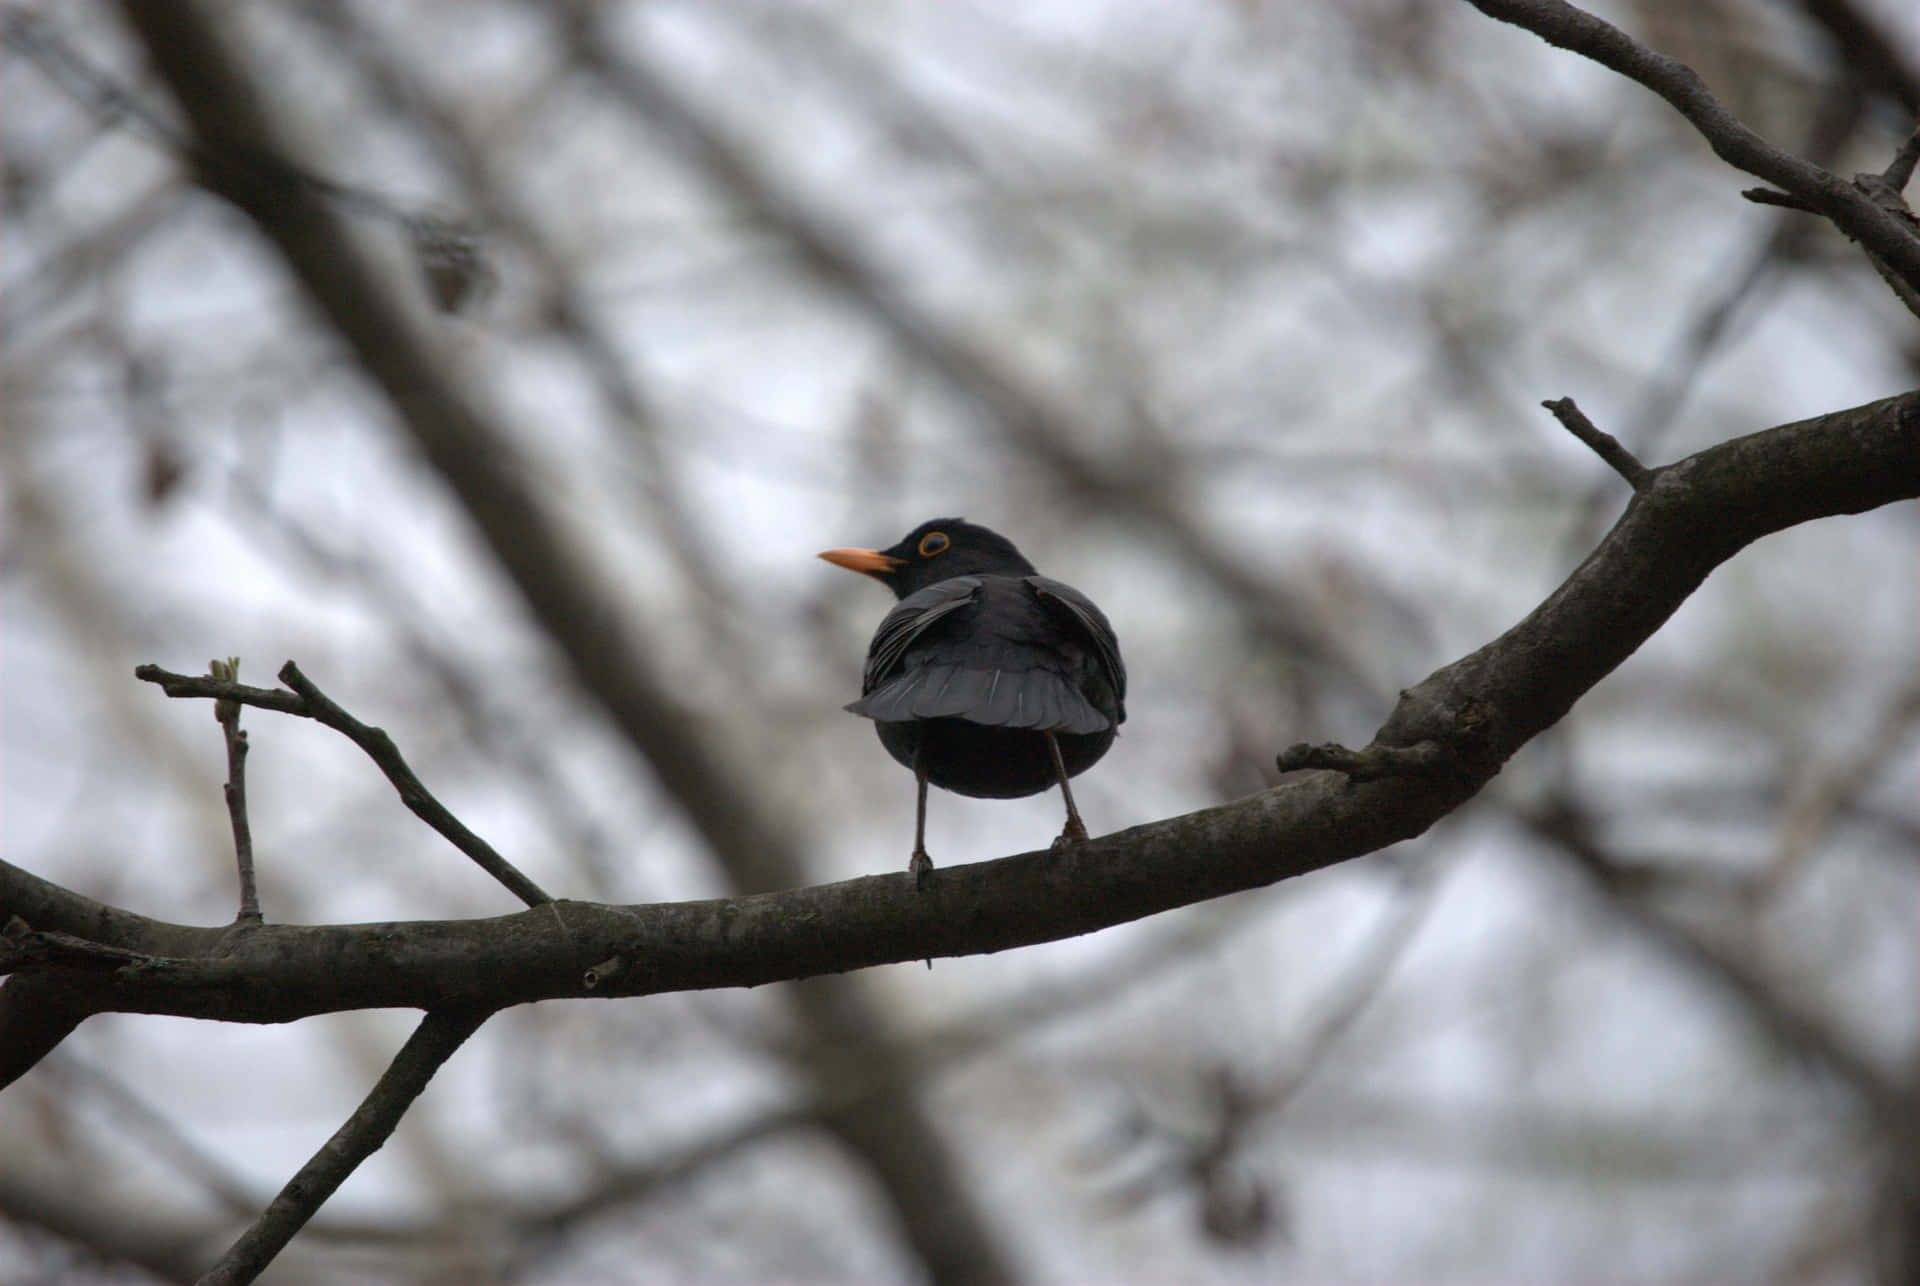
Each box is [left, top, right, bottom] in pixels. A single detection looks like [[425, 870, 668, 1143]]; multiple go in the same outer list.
[[1045, 733, 1089, 853], [909, 747, 934, 888]]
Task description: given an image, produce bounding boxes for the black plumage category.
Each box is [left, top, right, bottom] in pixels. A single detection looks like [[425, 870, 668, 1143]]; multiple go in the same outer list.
[[820, 518, 1125, 881]]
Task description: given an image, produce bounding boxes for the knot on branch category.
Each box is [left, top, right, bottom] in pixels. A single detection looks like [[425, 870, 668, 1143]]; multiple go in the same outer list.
[[1280, 686, 1504, 785], [0, 920, 160, 975], [1274, 739, 1450, 781]]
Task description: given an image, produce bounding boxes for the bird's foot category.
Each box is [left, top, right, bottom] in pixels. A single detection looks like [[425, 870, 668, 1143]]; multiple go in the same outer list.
[[1050, 816, 1089, 855], [908, 847, 935, 889]]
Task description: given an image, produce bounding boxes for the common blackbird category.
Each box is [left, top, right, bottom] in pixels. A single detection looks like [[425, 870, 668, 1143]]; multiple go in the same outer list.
[[820, 518, 1126, 883]]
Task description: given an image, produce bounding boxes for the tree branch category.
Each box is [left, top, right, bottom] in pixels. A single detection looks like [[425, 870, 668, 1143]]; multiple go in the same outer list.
[[1275, 740, 1451, 780], [210, 658, 262, 925], [6, 386, 1917, 1038], [1541, 397, 1651, 489], [197, 1006, 489, 1286], [135, 661, 551, 909], [1462, 0, 1920, 293], [1884, 124, 1920, 192], [0, 972, 87, 1089]]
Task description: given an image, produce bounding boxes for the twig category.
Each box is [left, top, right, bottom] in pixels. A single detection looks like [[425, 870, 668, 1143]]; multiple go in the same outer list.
[[1882, 123, 1920, 192], [1542, 397, 1651, 489], [135, 667, 306, 714], [1848, 130, 1920, 321], [0, 5, 189, 150], [196, 1006, 490, 1286], [1754, 139, 1920, 318], [135, 661, 553, 908], [1742, 186, 1816, 212], [273, 662, 552, 906], [210, 658, 262, 925], [1600, 78, 1856, 498]]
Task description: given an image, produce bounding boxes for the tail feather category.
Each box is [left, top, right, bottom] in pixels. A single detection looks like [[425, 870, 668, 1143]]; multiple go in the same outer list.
[[851, 663, 1110, 734]]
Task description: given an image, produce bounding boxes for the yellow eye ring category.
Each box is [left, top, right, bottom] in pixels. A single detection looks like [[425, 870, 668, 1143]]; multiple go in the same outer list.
[[918, 531, 950, 558]]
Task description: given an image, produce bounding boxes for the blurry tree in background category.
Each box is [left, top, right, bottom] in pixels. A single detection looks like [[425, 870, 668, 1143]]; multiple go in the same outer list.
[[2, 0, 1918, 1282]]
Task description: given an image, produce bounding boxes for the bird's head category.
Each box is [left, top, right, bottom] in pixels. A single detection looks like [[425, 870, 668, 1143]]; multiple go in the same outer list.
[[819, 517, 1037, 600]]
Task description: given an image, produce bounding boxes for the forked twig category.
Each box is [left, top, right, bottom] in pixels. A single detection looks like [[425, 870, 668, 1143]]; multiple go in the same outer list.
[[136, 661, 552, 907]]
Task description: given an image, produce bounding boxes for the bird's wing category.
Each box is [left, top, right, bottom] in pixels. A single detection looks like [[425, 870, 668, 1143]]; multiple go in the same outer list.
[[859, 576, 981, 694], [848, 574, 1123, 733], [1027, 575, 1127, 716]]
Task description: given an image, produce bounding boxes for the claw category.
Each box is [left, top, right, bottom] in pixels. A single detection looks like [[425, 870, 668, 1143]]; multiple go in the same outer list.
[[1045, 732, 1090, 856], [1050, 815, 1089, 854], [909, 847, 934, 888]]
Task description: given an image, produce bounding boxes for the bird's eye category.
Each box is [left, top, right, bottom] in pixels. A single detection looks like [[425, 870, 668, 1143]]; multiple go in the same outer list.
[[918, 531, 950, 557]]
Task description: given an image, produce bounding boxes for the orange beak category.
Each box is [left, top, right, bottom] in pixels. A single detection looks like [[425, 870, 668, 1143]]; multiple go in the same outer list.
[[818, 546, 904, 577]]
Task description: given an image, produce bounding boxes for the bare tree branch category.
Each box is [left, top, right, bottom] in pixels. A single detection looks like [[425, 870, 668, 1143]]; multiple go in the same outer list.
[[7, 386, 1918, 1036], [136, 662, 551, 909], [1542, 397, 1651, 489], [1275, 739, 1450, 780], [0, 971, 87, 1089], [1883, 124, 1920, 192], [197, 1006, 490, 1286], [209, 658, 262, 925], [1791, 0, 1920, 114], [1462, 0, 1920, 293]]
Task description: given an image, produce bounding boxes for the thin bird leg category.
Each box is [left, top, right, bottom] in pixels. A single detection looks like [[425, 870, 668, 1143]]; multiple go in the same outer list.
[[1045, 732, 1089, 852], [909, 746, 934, 887]]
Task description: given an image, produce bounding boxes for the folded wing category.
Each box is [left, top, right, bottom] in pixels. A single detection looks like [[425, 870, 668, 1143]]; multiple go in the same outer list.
[[848, 574, 1122, 735]]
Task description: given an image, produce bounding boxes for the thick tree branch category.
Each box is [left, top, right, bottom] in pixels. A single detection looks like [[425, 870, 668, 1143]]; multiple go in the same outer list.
[[1378, 390, 1920, 757], [0, 971, 88, 1089], [6, 388, 1918, 1040], [1275, 739, 1451, 780], [1462, 0, 1920, 293]]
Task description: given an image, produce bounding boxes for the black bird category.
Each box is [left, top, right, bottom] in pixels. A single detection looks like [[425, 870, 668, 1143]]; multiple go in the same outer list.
[[820, 518, 1125, 882]]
